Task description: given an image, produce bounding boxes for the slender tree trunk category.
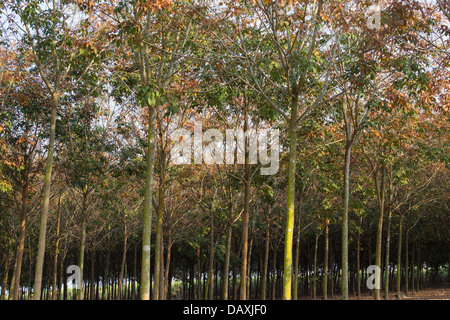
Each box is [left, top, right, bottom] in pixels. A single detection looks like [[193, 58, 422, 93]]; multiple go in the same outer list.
[[261, 209, 270, 300], [1, 248, 12, 300], [11, 181, 29, 300], [240, 103, 251, 300], [330, 235, 334, 299], [222, 223, 232, 300], [104, 252, 110, 300], [417, 244, 421, 291], [293, 196, 302, 300], [52, 197, 61, 300], [164, 234, 172, 300], [411, 240, 415, 293], [159, 230, 165, 299], [384, 206, 392, 299], [313, 233, 319, 300], [77, 194, 88, 300], [342, 142, 352, 300], [283, 99, 298, 300], [246, 237, 253, 300], [140, 101, 156, 300], [405, 229, 409, 296], [374, 164, 386, 300], [356, 215, 362, 299], [232, 265, 237, 300], [132, 245, 137, 299], [197, 246, 201, 300], [59, 250, 66, 300], [154, 157, 165, 300], [118, 214, 127, 300], [323, 218, 329, 300], [272, 249, 277, 300], [90, 252, 95, 300], [207, 206, 214, 300], [397, 215, 404, 296], [34, 96, 58, 300]]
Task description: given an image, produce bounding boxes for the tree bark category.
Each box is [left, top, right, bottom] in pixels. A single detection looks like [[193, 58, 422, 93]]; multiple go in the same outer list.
[[384, 205, 392, 299], [261, 206, 271, 300], [405, 229, 409, 296], [76, 193, 88, 300], [240, 103, 251, 300], [1, 248, 12, 300], [323, 218, 329, 300], [118, 213, 128, 300], [397, 215, 404, 296], [140, 101, 156, 300], [342, 142, 352, 300], [52, 197, 61, 300], [11, 181, 29, 300], [164, 232, 172, 300], [374, 164, 386, 300], [313, 232, 319, 300], [293, 195, 302, 300], [206, 205, 214, 300], [283, 98, 298, 300], [197, 246, 201, 300], [356, 215, 362, 299], [33, 96, 58, 300], [222, 223, 232, 300]]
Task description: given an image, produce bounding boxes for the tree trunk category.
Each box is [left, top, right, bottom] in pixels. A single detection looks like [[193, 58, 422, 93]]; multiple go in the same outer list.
[[293, 196, 302, 300], [154, 157, 165, 300], [197, 246, 201, 300], [323, 218, 329, 300], [411, 240, 415, 293], [374, 164, 386, 300], [246, 237, 253, 300], [52, 197, 61, 300], [313, 233, 319, 300], [341, 142, 352, 300], [232, 265, 237, 300], [222, 223, 232, 300], [261, 208, 270, 300], [405, 229, 409, 296], [283, 99, 298, 300], [397, 215, 404, 296], [140, 101, 156, 300], [356, 215, 362, 299], [1, 248, 12, 300], [164, 233, 172, 300], [77, 195, 88, 300], [90, 252, 95, 300], [272, 249, 277, 300], [206, 206, 214, 300], [384, 206, 392, 299], [417, 244, 421, 291], [33, 96, 58, 300], [240, 103, 251, 300], [104, 252, 110, 300], [118, 213, 127, 300], [133, 245, 137, 299], [11, 181, 29, 300]]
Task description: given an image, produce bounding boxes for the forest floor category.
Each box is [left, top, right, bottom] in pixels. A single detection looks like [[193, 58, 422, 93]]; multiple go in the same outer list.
[[322, 283, 450, 300]]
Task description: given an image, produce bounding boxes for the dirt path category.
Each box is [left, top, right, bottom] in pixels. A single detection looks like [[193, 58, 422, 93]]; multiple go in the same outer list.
[[307, 283, 450, 300]]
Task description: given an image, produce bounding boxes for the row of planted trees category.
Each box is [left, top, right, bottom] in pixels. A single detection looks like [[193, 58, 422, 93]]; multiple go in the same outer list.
[[0, 0, 449, 300], [1, 186, 448, 301]]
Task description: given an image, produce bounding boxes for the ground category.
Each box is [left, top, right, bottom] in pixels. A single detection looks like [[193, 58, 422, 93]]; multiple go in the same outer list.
[[323, 283, 450, 300]]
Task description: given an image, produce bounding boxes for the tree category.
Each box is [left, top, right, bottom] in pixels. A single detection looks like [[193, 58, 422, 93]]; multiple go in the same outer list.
[[212, 0, 340, 299]]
